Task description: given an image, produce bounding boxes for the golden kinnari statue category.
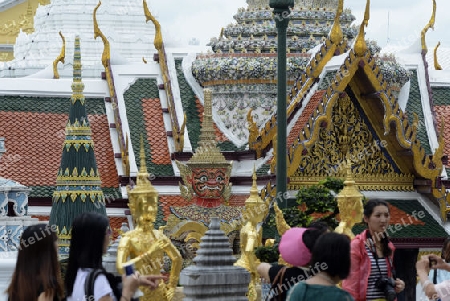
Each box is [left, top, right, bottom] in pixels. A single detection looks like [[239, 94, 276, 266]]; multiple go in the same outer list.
[[334, 159, 364, 239], [235, 168, 270, 301], [117, 137, 182, 301]]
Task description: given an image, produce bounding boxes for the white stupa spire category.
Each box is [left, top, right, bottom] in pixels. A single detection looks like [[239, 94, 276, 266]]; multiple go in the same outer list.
[[1, 0, 157, 77]]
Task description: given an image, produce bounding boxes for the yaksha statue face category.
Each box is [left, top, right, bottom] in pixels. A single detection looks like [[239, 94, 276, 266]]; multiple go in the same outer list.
[[138, 197, 157, 224], [191, 168, 229, 199]]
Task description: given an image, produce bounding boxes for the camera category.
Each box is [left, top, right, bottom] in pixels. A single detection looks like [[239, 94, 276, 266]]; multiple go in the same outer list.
[[429, 258, 438, 268], [375, 277, 397, 301]]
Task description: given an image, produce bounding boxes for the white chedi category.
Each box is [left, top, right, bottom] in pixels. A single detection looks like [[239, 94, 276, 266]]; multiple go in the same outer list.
[[1, 0, 157, 78]]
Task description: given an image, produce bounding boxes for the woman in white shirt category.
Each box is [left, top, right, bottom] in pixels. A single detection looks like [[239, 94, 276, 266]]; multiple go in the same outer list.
[[65, 212, 165, 301]]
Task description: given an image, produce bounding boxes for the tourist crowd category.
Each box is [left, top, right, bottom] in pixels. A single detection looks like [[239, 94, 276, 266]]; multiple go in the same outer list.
[[5, 199, 450, 301]]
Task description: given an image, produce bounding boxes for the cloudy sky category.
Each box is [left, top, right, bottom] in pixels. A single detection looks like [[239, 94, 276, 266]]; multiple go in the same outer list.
[[150, 0, 450, 49]]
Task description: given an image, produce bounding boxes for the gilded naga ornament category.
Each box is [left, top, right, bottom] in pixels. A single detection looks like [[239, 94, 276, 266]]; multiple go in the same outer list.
[[334, 159, 364, 239], [235, 168, 270, 301], [116, 137, 182, 301]]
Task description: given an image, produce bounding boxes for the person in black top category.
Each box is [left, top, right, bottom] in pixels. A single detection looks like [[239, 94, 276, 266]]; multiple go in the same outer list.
[[7, 223, 64, 301], [257, 221, 329, 301]]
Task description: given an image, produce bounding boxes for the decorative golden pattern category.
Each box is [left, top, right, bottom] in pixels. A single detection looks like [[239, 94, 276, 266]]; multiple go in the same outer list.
[[421, 0, 436, 53], [53, 31, 66, 79], [289, 93, 413, 190], [0, 1, 35, 37]]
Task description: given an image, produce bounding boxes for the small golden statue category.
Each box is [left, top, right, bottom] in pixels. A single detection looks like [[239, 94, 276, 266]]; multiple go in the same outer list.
[[334, 159, 364, 239], [235, 168, 270, 301], [117, 137, 182, 301]]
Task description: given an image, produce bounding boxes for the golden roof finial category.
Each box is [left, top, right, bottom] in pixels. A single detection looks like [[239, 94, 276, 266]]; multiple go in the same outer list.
[[246, 165, 260, 203], [354, 0, 370, 57], [93, 1, 111, 69], [421, 0, 436, 54], [329, 0, 343, 44], [434, 41, 442, 70], [143, 0, 162, 51], [53, 31, 66, 79]]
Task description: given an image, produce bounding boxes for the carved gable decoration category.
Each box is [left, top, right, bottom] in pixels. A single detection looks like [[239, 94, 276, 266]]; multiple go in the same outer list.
[[289, 94, 414, 191]]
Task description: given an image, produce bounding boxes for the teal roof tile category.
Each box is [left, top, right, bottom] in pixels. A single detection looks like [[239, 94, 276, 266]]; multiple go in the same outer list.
[[432, 86, 450, 106], [123, 78, 174, 176], [405, 70, 432, 154]]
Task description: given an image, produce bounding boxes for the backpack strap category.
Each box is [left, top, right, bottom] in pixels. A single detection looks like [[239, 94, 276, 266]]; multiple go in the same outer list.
[[265, 266, 287, 301], [85, 269, 105, 300]]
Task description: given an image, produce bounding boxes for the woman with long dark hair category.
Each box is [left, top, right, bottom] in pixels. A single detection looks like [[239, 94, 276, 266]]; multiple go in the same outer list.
[[286, 232, 354, 300], [65, 212, 165, 301], [342, 199, 405, 301], [257, 221, 329, 301], [7, 223, 64, 301]]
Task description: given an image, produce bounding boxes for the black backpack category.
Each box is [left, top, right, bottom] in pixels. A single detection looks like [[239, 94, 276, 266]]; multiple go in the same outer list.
[[85, 269, 132, 301]]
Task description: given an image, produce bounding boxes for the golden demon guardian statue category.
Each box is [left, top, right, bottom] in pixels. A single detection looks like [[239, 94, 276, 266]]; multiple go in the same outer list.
[[116, 138, 182, 301]]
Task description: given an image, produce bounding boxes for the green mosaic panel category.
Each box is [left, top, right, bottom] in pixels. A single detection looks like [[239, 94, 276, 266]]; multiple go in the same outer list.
[[256, 164, 271, 176], [123, 78, 174, 177], [431, 86, 450, 106], [352, 199, 447, 238], [0, 95, 105, 114], [405, 70, 432, 154], [175, 59, 202, 150], [318, 70, 338, 90]]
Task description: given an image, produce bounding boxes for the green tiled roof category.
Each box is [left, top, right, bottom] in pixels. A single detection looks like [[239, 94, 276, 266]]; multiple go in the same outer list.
[[318, 70, 337, 90], [256, 164, 271, 176], [431, 86, 450, 106], [0, 95, 105, 114], [176, 59, 202, 150], [175, 59, 242, 152], [352, 199, 447, 238], [123, 78, 174, 176], [405, 70, 432, 154]]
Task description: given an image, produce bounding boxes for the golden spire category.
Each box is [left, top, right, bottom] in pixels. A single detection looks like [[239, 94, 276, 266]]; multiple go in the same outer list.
[[199, 89, 217, 146], [246, 166, 261, 205], [127, 135, 158, 217], [421, 0, 436, 54], [434, 42, 443, 70], [93, 1, 111, 69], [53, 31, 66, 79], [329, 0, 343, 44], [354, 0, 370, 57], [139, 135, 148, 175]]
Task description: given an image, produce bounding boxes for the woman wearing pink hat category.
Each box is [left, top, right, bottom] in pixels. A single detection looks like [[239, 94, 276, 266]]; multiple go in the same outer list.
[[257, 222, 328, 301], [286, 232, 355, 300]]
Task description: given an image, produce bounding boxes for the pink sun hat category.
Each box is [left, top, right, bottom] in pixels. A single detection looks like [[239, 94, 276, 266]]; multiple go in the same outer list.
[[279, 227, 311, 267]]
